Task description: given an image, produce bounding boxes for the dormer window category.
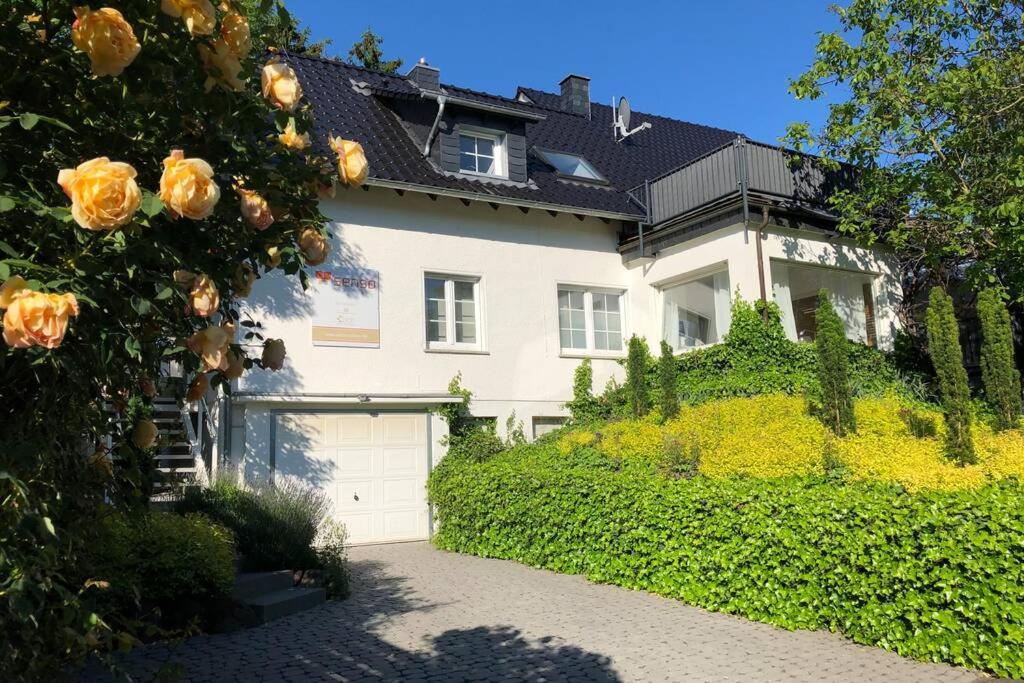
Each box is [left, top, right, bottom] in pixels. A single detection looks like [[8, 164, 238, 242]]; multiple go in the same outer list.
[[536, 148, 606, 182], [458, 129, 506, 178]]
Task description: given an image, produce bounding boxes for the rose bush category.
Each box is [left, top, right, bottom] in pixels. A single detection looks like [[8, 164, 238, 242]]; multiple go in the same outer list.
[[0, 1, 355, 678]]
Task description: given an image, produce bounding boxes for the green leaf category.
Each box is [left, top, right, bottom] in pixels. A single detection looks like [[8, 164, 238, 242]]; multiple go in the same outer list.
[[140, 191, 164, 218], [18, 113, 39, 130], [0, 196, 15, 212], [154, 285, 173, 301], [130, 296, 151, 315], [0, 240, 19, 258]]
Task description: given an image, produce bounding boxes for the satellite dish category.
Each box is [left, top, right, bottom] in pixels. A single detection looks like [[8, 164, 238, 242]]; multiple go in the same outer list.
[[613, 96, 652, 142], [618, 97, 632, 131]]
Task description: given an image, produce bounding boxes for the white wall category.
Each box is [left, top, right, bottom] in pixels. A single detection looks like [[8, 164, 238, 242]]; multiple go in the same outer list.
[[232, 191, 902, 474]]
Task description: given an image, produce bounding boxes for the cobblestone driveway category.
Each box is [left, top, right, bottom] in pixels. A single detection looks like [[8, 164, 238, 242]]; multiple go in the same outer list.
[[79, 542, 987, 682]]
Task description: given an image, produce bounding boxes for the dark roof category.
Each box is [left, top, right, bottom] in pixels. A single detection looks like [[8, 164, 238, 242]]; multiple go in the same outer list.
[[287, 53, 740, 219]]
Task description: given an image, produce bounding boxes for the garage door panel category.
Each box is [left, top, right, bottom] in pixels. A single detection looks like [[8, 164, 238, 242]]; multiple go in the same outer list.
[[274, 412, 428, 545]]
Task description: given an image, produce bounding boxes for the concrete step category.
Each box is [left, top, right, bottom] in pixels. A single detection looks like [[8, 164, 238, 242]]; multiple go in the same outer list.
[[243, 587, 326, 623], [232, 571, 294, 600]]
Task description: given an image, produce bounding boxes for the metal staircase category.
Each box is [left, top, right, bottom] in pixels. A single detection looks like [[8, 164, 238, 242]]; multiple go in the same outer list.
[[151, 377, 217, 493]]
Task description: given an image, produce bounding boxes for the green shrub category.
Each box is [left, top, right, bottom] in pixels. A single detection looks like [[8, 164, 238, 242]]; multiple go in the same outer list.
[[429, 446, 1024, 678], [658, 432, 699, 479], [82, 510, 234, 611], [926, 288, 976, 464], [625, 336, 651, 417], [672, 294, 907, 404], [445, 425, 505, 463], [657, 340, 680, 420], [566, 359, 608, 424], [899, 406, 938, 438], [175, 476, 331, 572], [315, 519, 351, 600], [813, 290, 856, 435], [977, 288, 1021, 430]]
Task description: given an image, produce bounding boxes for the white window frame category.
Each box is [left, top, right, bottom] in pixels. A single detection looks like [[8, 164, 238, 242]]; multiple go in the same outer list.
[[658, 264, 731, 355], [457, 127, 507, 179], [556, 284, 627, 357], [423, 272, 486, 353]]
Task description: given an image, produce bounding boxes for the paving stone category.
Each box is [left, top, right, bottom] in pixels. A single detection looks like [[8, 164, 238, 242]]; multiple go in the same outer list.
[[77, 542, 987, 682]]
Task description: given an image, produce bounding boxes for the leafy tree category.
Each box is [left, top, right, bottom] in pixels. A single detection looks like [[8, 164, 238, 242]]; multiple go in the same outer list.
[[814, 290, 856, 435], [657, 340, 680, 420], [348, 27, 402, 74], [626, 336, 651, 418], [0, 1, 355, 676], [787, 1, 1024, 313], [976, 288, 1021, 430], [240, 0, 333, 56], [925, 288, 976, 465]]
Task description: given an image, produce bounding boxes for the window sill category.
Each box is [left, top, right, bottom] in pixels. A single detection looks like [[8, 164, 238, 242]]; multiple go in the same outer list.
[[559, 350, 626, 360], [456, 169, 509, 181], [425, 346, 490, 356]]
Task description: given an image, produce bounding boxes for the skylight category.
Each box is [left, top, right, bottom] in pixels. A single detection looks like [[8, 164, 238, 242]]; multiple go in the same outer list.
[[536, 149, 605, 182]]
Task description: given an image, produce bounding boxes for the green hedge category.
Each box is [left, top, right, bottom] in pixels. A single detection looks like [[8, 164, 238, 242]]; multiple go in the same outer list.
[[428, 446, 1024, 677]]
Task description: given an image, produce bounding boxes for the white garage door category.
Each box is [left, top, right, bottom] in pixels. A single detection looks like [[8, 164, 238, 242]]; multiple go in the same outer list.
[[273, 411, 430, 544]]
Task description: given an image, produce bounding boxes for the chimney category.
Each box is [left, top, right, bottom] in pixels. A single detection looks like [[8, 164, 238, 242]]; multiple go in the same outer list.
[[559, 74, 590, 118], [407, 57, 440, 92]]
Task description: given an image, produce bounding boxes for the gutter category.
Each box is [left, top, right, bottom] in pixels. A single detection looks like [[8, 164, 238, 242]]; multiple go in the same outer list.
[[363, 177, 644, 222], [418, 90, 546, 122], [231, 391, 464, 405]]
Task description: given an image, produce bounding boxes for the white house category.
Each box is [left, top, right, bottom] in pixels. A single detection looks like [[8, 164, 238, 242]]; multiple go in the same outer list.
[[217, 56, 900, 543]]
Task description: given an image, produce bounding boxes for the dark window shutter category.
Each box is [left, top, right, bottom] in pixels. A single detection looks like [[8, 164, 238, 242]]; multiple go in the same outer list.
[[506, 132, 527, 183], [438, 123, 460, 173]]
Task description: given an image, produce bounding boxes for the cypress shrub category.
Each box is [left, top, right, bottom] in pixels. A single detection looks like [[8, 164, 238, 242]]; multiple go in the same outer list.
[[657, 340, 680, 420], [925, 288, 976, 464], [814, 290, 856, 435], [626, 336, 651, 417], [976, 288, 1021, 430]]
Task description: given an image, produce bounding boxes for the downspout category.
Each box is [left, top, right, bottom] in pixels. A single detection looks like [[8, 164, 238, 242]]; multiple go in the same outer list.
[[755, 205, 770, 321], [737, 136, 771, 322], [423, 95, 447, 156]]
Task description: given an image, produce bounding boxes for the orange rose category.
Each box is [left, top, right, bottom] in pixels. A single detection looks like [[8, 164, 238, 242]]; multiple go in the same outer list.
[[71, 7, 141, 77], [198, 38, 244, 92], [160, 0, 215, 36], [1, 279, 80, 350], [160, 150, 220, 220], [298, 228, 329, 266], [278, 121, 310, 151], [222, 349, 245, 380], [328, 136, 369, 187], [232, 263, 255, 298], [264, 245, 282, 270], [57, 157, 141, 231], [186, 323, 232, 371], [220, 11, 251, 59], [261, 59, 302, 112], [186, 372, 209, 402], [262, 338, 286, 371], [131, 419, 158, 449], [239, 189, 274, 230], [191, 274, 220, 317]]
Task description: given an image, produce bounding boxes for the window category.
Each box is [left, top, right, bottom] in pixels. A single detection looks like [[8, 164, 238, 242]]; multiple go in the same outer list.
[[661, 269, 731, 351], [558, 286, 625, 353], [458, 130, 505, 177], [770, 262, 877, 344], [535, 149, 605, 182], [532, 416, 567, 439], [425, 274, 482, 349]]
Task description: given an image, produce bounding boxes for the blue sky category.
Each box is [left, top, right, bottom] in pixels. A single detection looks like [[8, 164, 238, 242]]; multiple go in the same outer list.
[[286, 0, 841, 145]]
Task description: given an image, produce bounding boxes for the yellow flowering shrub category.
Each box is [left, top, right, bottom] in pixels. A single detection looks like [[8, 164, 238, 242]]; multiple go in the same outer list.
[[556, 393, 1024, 491]]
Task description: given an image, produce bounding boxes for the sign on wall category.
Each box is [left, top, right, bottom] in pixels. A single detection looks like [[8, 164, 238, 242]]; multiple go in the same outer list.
[[310, 268, 380, 348]]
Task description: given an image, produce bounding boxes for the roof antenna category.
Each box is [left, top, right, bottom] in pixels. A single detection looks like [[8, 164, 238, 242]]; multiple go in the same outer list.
[[612, 96, 652, 142]]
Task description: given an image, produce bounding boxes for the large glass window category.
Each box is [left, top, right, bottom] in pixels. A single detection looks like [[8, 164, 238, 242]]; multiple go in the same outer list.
[[558, 286, 625, 353], [661, 269, 731, 351], [425, 274, 482, 349], [458, 131, 504, 177], [535, 149, 605, 181], [771, 262, 877, 345]]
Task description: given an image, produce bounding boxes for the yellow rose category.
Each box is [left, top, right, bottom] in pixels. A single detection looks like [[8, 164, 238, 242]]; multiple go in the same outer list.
[[190, 274, 220, 317], [186, 324, 232, 371], [186, 372, 209, 402], [298, 228, 329, 266], [222, 349, 245, 380], [262, 338, 286, 371], [2, 281, 80, 350], [239, 189, 274, 230], [278, 121, 310, 151], [264, 245, 282, 270], [160, 150, 220, 220], [57, 157, 141, 231], [198, 38, 244, 92], [71, 7, 141, 77], [232, 263, 255, 297], [328, 136, 369, 187], [220, 11, 251, 59], [261, 59, 302, 112], [161, 0, 215, 36], [131, 419, 158, 449]]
